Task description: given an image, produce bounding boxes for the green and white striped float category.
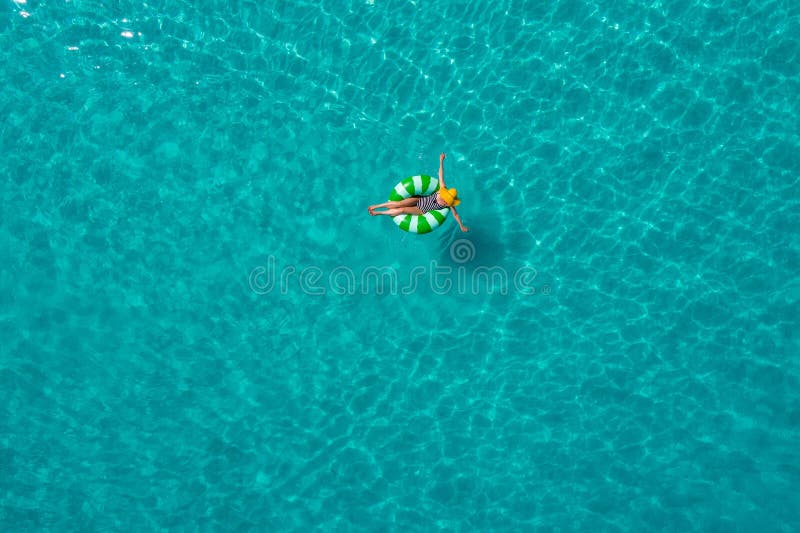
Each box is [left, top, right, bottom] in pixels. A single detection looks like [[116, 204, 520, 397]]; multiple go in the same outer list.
[[389, 174, 450, 234]]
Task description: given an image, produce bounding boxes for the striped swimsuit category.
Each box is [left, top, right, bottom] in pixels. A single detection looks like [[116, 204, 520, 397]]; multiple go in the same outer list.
[[416, 193, 448, 213]]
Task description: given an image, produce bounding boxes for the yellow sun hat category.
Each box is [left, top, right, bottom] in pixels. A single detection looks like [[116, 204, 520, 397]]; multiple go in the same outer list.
[[439, 187, 461, 206]]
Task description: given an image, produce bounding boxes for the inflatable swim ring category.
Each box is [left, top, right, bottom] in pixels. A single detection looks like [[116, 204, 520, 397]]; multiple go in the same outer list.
[[389, 174, 450, 234]]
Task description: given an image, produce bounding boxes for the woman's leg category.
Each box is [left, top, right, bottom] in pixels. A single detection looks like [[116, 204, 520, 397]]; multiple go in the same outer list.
[[369, 198, 418, 210], [372, 206, 424, 216]]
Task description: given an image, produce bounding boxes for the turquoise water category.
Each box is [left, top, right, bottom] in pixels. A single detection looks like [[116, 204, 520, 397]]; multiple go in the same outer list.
[[2, 0, 799, 530]]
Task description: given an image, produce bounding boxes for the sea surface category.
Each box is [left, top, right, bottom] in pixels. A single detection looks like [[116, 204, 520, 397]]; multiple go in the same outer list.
[[2, 0, 799, 530]]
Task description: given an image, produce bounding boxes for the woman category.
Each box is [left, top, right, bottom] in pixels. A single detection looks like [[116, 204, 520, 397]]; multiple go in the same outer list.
[[368, 153, 469, 232]]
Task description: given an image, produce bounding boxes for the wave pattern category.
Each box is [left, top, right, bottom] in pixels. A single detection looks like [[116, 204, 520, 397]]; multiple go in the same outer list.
[[1, 0, 799, 530]]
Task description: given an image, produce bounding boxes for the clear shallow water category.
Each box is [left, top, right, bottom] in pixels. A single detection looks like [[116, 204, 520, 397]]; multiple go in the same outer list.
[[2, 0, 799, 530]]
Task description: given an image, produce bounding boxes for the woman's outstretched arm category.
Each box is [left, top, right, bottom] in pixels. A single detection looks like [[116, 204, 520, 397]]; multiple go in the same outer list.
[[438, 152, 446, 188], [450, 206, 469, 232]]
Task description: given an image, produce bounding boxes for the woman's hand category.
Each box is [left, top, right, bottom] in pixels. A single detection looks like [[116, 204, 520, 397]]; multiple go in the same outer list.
[[440, 153, 446, 161]]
